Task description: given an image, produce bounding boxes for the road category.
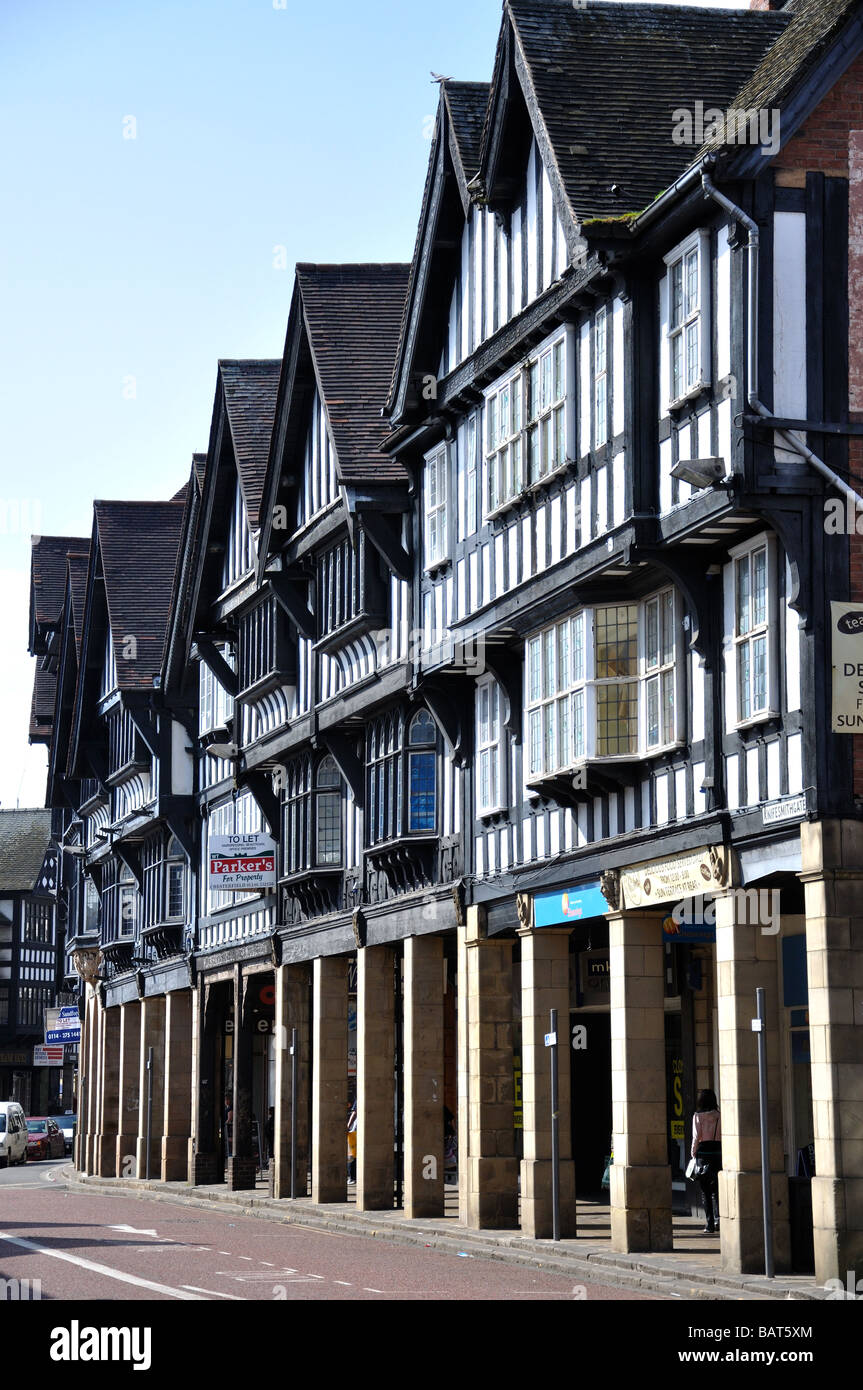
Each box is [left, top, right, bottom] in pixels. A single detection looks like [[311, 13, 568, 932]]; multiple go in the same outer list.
[[0, 1161, 657, 1301]]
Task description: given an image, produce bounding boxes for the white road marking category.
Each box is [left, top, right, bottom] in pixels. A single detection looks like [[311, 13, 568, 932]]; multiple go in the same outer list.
[[0, 1231, 204, 1300], [363, 1288, 384, 1294], [260, 1261, 275, 1267], [108, 1224, 161, 1238], [238, 1255, 253, 1261], [180, 1285, 244, 1300], [333, 1280, 352, 1286], [218, 1251, 232, 1256]]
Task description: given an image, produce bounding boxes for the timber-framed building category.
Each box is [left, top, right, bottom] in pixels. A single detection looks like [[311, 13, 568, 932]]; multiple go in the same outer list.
[[30, 0, 863, 1284]]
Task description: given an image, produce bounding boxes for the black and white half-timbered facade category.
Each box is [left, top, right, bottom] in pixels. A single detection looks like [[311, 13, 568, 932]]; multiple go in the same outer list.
[[35, 0, 863, 1285]]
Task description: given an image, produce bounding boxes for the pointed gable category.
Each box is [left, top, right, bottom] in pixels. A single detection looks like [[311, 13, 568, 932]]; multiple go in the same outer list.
[[503, 0, 789, 223], [296, 264, 410, 486], [219, 360, 281, 530], [93, 499, 186, 688]]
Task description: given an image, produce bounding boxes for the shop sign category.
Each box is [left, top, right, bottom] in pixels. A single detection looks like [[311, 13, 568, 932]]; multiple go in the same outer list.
[[831, 601, 863, 731], [661, 915, 716, 944], [534, 880, 607, 927], [209, 833, 276, 892], [619, 846, 730, 911], [34, 1045, 64, 1067], [578, 949, 610, 1005], [0, 1051, 29, 1066]]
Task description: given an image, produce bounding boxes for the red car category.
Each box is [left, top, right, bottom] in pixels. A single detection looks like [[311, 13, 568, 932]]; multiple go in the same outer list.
[[25, 1117, 66, 1161]]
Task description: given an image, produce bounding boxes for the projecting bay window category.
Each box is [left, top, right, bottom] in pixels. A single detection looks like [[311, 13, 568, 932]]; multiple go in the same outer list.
[[237, 595, 292, 697], [316, 531, 385, 654], [100, 861, 138, 943], [281, 755, 344, 876], [106, 706, 147, 781], [366, 708, 438, 845], [315, 756, 343, 865], [142, 834, 187, 928], [424, 446, 449, 566], [731, 534, 777, 725], [476, 678, 504, 815], [485, 329, 569, 516], [199, 648, 235, 735], [526, 590, 682, 777], [664, 231, 711, 407]]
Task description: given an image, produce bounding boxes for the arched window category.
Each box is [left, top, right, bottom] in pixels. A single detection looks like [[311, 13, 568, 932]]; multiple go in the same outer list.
[[166, 836, 185, 921], [408, 710, 437, 832], [315, 755, 343, 866]]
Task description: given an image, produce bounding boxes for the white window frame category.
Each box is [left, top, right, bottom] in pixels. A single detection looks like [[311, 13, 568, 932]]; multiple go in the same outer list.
[[664, 230, 712, 408], [729, 532, 779, 727], [465, 413, 478, 538], [525, 591, 684, 776], [593, 305, 608, 449], [639, 588, 683, 754], [476, 677, 505, 815], [424, 444, 449, 567], [483, 328, 569, 518]]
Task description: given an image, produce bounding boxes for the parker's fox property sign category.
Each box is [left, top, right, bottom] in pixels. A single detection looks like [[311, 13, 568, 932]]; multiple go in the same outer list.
[[208, 833, 277, 892]]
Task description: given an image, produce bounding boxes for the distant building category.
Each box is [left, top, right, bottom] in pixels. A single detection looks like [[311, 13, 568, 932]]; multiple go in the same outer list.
[[0, 810, 69, 1112]]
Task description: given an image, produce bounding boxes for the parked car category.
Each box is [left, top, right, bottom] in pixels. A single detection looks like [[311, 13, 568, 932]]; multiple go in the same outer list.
[[0, 1102, 28, 1167], [49, 1114, 76, 1155], [26, 1117, 66, 1161]]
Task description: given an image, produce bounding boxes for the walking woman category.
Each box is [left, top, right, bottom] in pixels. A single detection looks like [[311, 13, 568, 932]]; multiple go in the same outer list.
[[691, 1088, 722, 1233]]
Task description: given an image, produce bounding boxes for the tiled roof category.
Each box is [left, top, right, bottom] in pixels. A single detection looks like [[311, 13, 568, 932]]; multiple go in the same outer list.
[[30, 535, 89, 631], [505, 0, 789, 221], [94, 500, 186, 689], [192, 452, 207, 494], [219, 361, 281, 529], [297, 264, 411, 485], [444, 81, 490, 187], [0, 809, 52, 893], [29, 669, 55, 742], [711, 0, 861, 150], [67, 552, 89, 658]]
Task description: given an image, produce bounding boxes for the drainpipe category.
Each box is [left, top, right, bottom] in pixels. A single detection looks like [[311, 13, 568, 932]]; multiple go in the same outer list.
[[701, 171, 863, 510]]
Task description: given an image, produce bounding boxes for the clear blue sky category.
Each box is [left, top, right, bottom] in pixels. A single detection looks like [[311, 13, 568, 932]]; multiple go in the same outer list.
[[0, 0, 749, 808]]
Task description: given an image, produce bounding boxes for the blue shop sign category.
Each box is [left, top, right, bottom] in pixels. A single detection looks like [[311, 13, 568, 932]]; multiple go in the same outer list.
[[661, 914, 716, 944], [534, 881, 608, 927]]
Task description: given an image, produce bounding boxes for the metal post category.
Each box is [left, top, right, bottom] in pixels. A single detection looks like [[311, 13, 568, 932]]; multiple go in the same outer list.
[[753, 987, 774, 1278], [550, 1007, 560, 1242], [290, 1027, 297, 1200], [145, 1046, 153, 1182]]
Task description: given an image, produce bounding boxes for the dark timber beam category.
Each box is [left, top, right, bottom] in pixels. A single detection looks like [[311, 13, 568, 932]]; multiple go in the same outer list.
[[115, 842, 143, 892], [359, 510, 412, 583], [269, 573, 316, 641], [239, 770, 281, 839], [127, 706, 160, 760], [318, 730, 365, 807], [193, 637, 238, 698]]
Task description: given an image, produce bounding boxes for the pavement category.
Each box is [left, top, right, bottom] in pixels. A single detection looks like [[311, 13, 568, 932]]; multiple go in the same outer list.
[[59, 1169, 831, 1302]]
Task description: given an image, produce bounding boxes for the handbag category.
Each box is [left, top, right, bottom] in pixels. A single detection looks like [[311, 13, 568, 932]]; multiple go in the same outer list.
[[685, 1156, 698, 1180]]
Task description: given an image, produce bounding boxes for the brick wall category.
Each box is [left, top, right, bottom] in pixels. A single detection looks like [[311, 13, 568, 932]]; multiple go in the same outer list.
[[773, 52, 863, 178]]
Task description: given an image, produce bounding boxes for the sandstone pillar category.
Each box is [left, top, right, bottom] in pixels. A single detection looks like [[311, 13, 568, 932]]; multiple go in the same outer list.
[[161, 989, 193, 1181], [800, 820, 863, 1283], [311, 955, 348, 1204], [404, 934, 445, 1219], [95, 1004, 120, 1176], [519, 926, 577, 1237], [715, 890, 790, 1272], [136, 995, 166, 1179], [115, 999, 141, 1177], [272, 963, 310, 1199], [609, 910, 673, 1253]]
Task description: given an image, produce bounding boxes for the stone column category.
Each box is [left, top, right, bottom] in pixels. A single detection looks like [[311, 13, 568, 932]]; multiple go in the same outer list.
[[273, 964, 310, 1199], [136, 995, 166, 1179], [404, 935, 444, 1219], [311, 954, 348, 1204], [73, 995, 88, 1172], [227, 968, 256, 1191], [458, 909, 519, 1229], [356, 945, 396, 1211], [715, 890, 790, 1273], [95, 1004, 120, 1176], [800, 820, 863, 1284], [115, 1000, 141, 1178], [519, 926, 577, 1237], [83, 991, 99, 1173], [188, 983, 219, 1186], [161, 989, 193, 1181], [609, 910, 673, 1253]]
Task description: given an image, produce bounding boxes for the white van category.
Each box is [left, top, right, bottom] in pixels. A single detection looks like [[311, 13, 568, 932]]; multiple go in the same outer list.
[[0, 1102, 28, 1167]]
